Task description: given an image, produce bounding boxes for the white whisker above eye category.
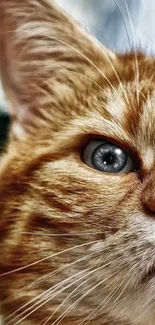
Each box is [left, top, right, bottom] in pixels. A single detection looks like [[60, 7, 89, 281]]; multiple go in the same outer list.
[[124, 0, 140, 106]]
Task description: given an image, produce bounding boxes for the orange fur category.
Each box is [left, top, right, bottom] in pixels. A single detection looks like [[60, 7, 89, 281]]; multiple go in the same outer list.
[[0, 1, 155, 325]]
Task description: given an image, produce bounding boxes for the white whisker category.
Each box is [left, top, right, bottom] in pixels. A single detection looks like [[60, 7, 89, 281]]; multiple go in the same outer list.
[[43, 273, 99, 325], [7, 256, 122, 325], [6, 267, 92, 325], [14, 231, 108, 237], [51, 272, 117, 325], [83, 261, 140, 324], [94, 37, 130, 105], [79, 276, 120, 325], [2, 28, 128, 113], [3, 29, 116, 92], [6, 251, 99, 321], [124, 0, 140, 106], [0, 240, 97, 276]]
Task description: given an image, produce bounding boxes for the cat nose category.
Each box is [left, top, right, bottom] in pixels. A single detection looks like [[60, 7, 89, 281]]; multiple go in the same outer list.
[[141, 179, 155, 213], [145, 198, 155, 212]]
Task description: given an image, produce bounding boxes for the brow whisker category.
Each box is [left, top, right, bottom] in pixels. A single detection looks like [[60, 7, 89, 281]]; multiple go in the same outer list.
[[93, 36, 130, 105], [2, 28, 128, 113], [124, 0, 140, 106], [66, 70, 105, 92]]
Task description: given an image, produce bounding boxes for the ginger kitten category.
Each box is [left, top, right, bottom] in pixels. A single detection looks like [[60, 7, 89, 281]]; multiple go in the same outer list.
[[0, 1, 155, 325]]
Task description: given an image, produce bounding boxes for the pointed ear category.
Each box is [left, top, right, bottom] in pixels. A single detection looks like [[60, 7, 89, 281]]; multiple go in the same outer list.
[[0, 0, 115, 140]]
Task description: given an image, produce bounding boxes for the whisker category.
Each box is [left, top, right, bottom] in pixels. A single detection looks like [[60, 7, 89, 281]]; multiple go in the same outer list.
[[113, 0, 132, 50], [139, 90, 147, 102], [27, 251, 99, 289], [79, 276, 120, 325], [140, 257, 155, 315], [0, 240, 97, 276], [41, 70, 105, 94], [113, 0, 140, 108], [93, 35, 130, 105], [6, 250, 100, 321], [6, 267, 92, 325], [7, 254, 107, 324], [8, 256, 122, 325], [41, 258, 122, 325], [14, 230, 110, 237], [112, 263, 139, 307], [43, 273, 100, 325], [66, 71, 105, 92], [51, 271, 117, 325], [1, 28, 128, 116], [42, 255, 105, 324], [124, 0, 140, 106], [2, 28, 129, 112], [9, 265, 106, 325], [83, 261, 140, 324], [104, 264, 139, 323], [3, 29, 116, 92]]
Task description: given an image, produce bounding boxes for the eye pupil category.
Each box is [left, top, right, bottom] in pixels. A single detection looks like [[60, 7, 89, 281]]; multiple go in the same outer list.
[[91, 143, 127, 173], [103, 153, 115, 165]]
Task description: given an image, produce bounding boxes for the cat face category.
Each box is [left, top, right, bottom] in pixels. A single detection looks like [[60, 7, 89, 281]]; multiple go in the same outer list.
[[0, 1, 155, 325]]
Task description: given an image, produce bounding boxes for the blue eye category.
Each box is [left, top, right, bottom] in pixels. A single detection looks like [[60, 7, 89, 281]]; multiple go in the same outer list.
[[83, 139, 135, 174]]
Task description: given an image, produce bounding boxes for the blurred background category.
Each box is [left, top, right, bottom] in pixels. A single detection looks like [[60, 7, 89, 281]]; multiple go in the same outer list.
[[57, 0, 155, 53], [0, 0, 155, 139]]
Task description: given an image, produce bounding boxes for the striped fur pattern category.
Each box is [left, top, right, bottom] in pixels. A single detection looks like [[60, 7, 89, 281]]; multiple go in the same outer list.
[[0, 1, 155, 325]]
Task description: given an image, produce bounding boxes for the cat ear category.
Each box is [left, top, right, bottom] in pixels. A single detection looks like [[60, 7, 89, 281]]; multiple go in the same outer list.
[[0, 0, 115, 139]]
